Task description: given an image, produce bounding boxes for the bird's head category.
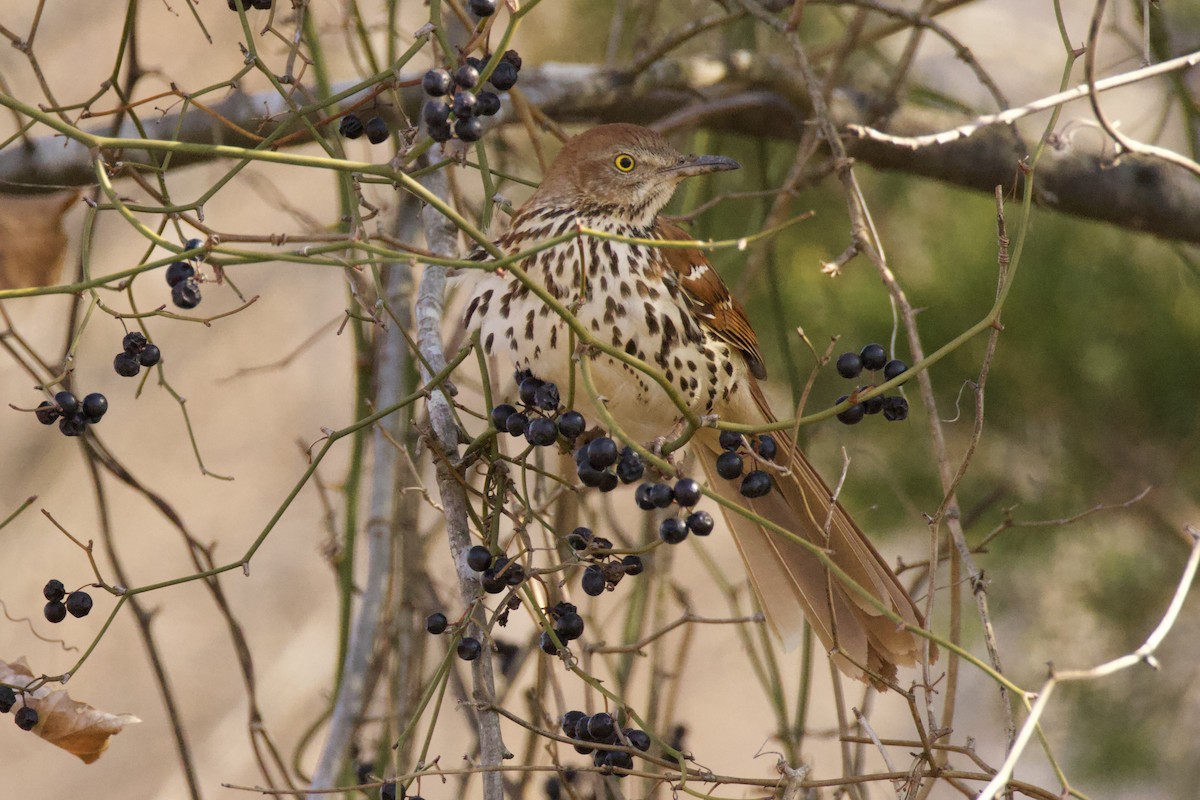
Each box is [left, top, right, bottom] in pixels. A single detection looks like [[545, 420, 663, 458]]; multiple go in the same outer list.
[[531, 124, 740, 226]]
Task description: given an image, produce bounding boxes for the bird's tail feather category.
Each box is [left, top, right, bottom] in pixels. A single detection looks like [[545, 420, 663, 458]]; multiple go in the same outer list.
[[696, 383, 934, 687]]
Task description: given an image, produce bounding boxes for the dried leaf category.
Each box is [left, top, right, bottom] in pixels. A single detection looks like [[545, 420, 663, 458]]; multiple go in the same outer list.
[[1, 657, 140, 763], [0, 191, 78, 289]]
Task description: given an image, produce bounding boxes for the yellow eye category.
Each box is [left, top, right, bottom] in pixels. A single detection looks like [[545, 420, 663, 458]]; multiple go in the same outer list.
[[614, 154, 636, 172]]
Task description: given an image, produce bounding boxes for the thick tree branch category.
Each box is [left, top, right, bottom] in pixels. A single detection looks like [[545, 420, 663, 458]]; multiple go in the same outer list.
[[1, 55, 1197, 243]]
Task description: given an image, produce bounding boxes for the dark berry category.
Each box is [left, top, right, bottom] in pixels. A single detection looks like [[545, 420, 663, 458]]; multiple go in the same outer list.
[[452, 91, 476, 119], [35, 402, 59, 425], [586, 437, 619, 469], [14, 706, 37, 731], [755, 434, 778, 461], [625, 729, 651, 752], [835, 395, 865, 425], [860, 343, 887, 371], [604, 751, 634, 772], [658, 517, 688, 544], [428, 121, 453, 143], [561, 710, 586, 738], [58, 414, 87, 437], [686, 510, 714, 536], [566, 526, 592, 550], [591, 537, 613, 552], [165, 261, 194, 288], [81, 393, 108, 423], [54, 391, 79, 414], [505, 412, 528, 437], [364, 116, 389, 144], [581, 565, 606, 596], [576, 462, 607, 488], [338, 113, 364, 139], [44, 601, 66, 624], [184, 238, 205, 259], [621, 555, 644, 575], [66, 591, 93, 618], [475, 90, 501, 116], [421, 68, 453, 97], [532, 382, 559, 411], [466, 545, 493, 572], [425, 612, 448, 634], [836, 352, 863, 379], [455, 116, 483, 142], [557, 410, 586, 439], [465, 56, 485, 72], [456, 637, 482, 661], [114, 352, 141, 377], [882, 395, 909, 421], [718, 430, 742, 451], [453, 64, 479, 89], [423, 99, 451, 127], [518, 375, 543, 406], [251, 0, 271, 8], [649, 482, 674, 508], [172, 277, 202, 309], [0, 686, 14, 713], [715, 451, 743, 480], [634, 482, 656, 510], [489, 60, 519, 90], [138, 344, 161, 367], [587, 712, 618, 742], [502, 562, 525, 586], [555, 612, 584, 641], [501, 49, 522, 71], [468, 0, 496, 16], [673, 479, 701, 507], [481, 569, 506, 593], [43, 579, 66, 603], [526, 417, 558, 446], [863, 394, 885, 415], [539, 631, 558, 654], [380, 783, 397, 800], [740, 471, 773, 498], [616, 448, 645, 483], [883, 359, 908, 381], [123, 331, 147, 353], [490, 403, 517, 431], [596, 470, 619, 493]]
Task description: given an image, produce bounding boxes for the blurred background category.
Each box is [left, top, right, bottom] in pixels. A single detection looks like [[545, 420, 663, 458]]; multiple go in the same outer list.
[[1, 1, 1199, 798]]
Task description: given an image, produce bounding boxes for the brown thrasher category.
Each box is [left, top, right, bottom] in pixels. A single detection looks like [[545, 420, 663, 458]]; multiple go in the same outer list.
[[463, 124, 931, 686]]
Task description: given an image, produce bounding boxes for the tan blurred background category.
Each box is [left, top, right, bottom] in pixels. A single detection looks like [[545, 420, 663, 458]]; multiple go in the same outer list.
[[3, 1, 1200, 799]]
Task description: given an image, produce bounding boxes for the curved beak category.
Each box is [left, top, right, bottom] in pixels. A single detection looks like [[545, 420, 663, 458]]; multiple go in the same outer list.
[[663, 153, 741, 178]]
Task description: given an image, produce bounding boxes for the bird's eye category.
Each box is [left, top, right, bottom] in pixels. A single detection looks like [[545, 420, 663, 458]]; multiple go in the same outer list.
[[614, 154, 636, 172]]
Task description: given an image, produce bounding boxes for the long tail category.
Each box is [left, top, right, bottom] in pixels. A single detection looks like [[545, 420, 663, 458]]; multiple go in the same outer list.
[[697, 383, 934, 688]]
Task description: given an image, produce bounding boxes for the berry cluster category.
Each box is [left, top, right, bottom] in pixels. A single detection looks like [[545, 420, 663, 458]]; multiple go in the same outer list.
[[35, 390, 108, 437], [465, 544, 526, 594], [338, 113, 390, 145], [704, 429, 777, 500], [166, 238, 206, 310], [421, 50, 521, 144], [1, 686, 37, 731], [42, 578, 93, 624], [113, 331, 161, 377], [490, 370, 578, 447], [559, 710, 651, 775], [569, 526, 643, 597], [631, 478, 716, 545], [834, 343, 909, 424], [538, 601, 585, 654]]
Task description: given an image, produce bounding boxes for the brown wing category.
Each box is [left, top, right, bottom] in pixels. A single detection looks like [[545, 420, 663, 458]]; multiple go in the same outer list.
[[655, 220, 767, 380]]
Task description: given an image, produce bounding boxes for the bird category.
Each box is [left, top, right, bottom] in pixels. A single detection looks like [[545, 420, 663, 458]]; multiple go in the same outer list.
[[462, 123, 933, 687]]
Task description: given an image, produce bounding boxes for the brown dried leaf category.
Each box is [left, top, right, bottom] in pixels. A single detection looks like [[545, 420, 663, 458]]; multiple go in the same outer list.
[[1, 657, 140, 764], [0, 191, 79, 289]]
